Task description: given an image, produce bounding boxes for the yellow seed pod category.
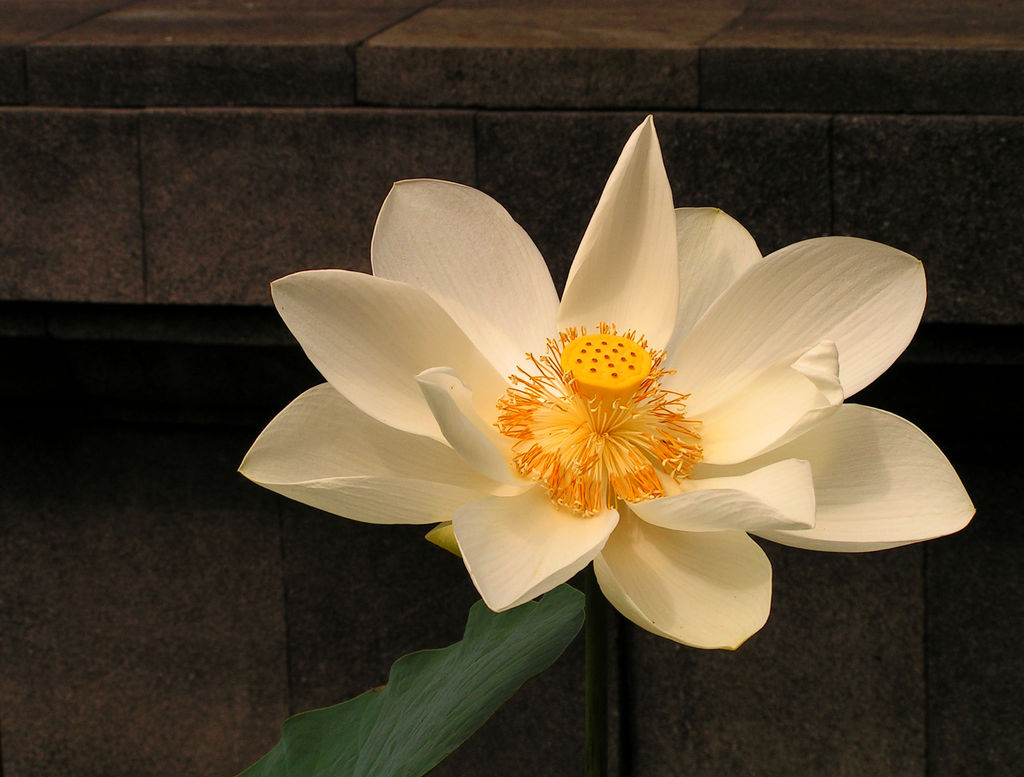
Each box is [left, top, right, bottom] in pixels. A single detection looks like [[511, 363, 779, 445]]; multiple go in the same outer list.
[[560, 332, 652, 401]]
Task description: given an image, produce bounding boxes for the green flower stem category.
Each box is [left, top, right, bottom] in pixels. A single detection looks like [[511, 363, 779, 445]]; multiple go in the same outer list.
[[585, 563, 608, 777]]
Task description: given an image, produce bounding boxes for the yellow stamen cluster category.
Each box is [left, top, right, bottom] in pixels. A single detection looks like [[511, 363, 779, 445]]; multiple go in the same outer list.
[[496, 323, 702, 517]]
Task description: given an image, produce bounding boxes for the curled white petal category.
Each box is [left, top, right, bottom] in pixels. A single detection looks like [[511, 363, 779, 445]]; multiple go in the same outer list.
[[453, 488, 618, 612], [729, 404, 977, 551], [416, 367, 522, 486], [372, 179, 559, 376], [595, 509, 771, 649], [272, 270, 507, 442], [668, 236, 925, 400], [240, 384, 496, 523], [692, 341, 843, 464], [631, 459, 815, 533]]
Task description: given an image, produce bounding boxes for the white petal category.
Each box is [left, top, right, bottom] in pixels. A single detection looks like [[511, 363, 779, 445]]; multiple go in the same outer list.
[[692, 341, 843, 464], [557, 116, 679, 348], [667, 236, 925, 400], [740, 404, 976, 551], [453, 488, 618, 612], [264, 477, 483, 526], [595, 509, 771, 649], [667, 207, 762, 351], [630, 459, 815, 533], [416, 367, 522, 486], [272, 270, 507, 441], [372, 179, 559, 376], [240, 384, 496, 523]]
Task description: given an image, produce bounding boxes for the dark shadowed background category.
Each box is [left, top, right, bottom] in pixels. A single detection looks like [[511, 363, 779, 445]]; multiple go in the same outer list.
[[1, 1, 1021, 775]]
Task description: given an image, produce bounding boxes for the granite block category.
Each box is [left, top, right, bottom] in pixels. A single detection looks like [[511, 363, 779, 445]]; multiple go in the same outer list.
[[833, 115, 1024, 325], [854, 360, 1023, 464], [0, 0, 129, 103], [0, 43, 22, 102], [926, 453, 1024, 777], [281, 505, 480, 711], [0, 301, 47, 336], [629, 542, 926, 777], [476, 112, 830, 293], [0, 108, 144, 302], [141, 108, 475, 305], [45, 303, 296, 345], [897, 323, 1024, 368], [702, 6, 1024, 113], [0, 0, 128, 41], [0, 332, 320, 429], [0, 423, 288, 777], [62, 340, 318, 419], [281, 503, 620, 776], [357, 6, 741, 109], [26, 1, 424, 106]]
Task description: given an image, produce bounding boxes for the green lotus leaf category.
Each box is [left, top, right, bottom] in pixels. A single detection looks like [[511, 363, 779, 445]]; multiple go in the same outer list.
[[239, 584, 584, 777]]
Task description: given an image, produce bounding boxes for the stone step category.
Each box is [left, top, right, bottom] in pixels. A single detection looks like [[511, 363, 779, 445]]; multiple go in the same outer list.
[[1, 107, 1021, 324], [2, 6, 1020, 777], [2, 365, 1020, 777], [2, 2, 1022, 324], [2, 0, 1022, 112]]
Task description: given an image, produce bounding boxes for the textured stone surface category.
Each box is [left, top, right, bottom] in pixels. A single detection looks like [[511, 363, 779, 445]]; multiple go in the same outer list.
[[0, 0, 129, 103], [45, 303, 295, 345], [702, 5, 1024, 113], [0, 43, 21, 102], [833, 115, 1024, 325], [5, 0, 1023, 113], [26, 0, 428, 106], [281, 502, 620, 776], [0, 302, 47, 336], [0, 423, 288, 777], [0, 0, 128, 42], [476, 111, 830, 293], [0, 333, 319, 429], [629, 542, 926, 777], [141, 108, 475, 305], [0, 347, 1011, 776], [281, 504, 481, 712], [0, 108, 144, 302], [358, 4, 741, 108], [926, 451, 1023, 777]]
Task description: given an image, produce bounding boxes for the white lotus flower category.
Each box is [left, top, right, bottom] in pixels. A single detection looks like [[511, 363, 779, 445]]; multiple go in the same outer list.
[[241, 117, 974, 649]]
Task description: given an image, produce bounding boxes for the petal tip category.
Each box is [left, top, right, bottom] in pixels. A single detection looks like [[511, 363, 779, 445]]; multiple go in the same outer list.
[[635, 114, 658, 143], [425, 522, 463, 558]]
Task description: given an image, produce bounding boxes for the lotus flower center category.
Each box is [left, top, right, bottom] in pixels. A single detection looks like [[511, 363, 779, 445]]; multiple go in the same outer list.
[[559, 333, 652, 401], [496, 324, 702, 517]]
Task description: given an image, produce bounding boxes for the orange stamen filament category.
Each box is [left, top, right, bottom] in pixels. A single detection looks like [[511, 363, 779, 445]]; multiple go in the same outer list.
[[496, 324, 702, 517]]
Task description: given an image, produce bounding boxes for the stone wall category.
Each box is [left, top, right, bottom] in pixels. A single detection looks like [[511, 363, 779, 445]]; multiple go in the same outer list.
[[1, 2, 1021, 775]]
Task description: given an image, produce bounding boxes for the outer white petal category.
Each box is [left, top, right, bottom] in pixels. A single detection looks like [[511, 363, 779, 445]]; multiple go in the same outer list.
[[692, 341, 843, 464], [667, 236, 925, 400], [558, 116, 679, 348], [240, 384, 497, 524], [667, 207, 762, 350], [630, 459, 815, 533], [595, 509, 771, 649], [453, 488, 618, 612], [272, 270, 507, 441], [416, 367, 522, 486], [739, 404, 976, 551], [372, 179, 559, 376]]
